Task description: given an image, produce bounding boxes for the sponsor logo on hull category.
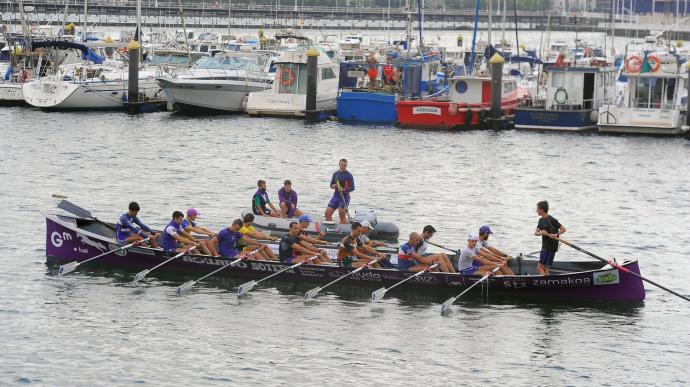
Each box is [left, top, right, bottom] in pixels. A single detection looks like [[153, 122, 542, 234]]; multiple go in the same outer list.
[[412, 106, 442, 116]]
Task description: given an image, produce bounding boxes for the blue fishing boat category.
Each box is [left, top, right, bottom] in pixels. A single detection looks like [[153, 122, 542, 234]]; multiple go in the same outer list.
[[336, 52, 445, 124], [515, 58, 617, 132]]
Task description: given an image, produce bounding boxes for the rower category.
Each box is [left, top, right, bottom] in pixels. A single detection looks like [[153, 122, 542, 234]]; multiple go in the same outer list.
[[393, 232, 453, 273], [161, 211, 208, 254], [337, 222, 380, 268], [296, 215, 331, 264], [279, 222, 322, 264], [207, 219, 267, 259], [278, 179, 304, 218], [417, 225, 457, 273], [477, 225, 513, 261], [116, 201, 159, 248], [181, 208, 215, 238], [357, 220, 387, 260], [456, 234, 507, 276], [534, 200, 566, 276], [325, 159, 354, 224], [252, 179, 280, 217], [238, 213, 278, 260]]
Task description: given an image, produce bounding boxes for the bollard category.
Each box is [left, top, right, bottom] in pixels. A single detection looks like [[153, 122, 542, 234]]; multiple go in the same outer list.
[[127, 39, 140, 114], [489, 52, 504, 120], [305, 48, 319, 122]]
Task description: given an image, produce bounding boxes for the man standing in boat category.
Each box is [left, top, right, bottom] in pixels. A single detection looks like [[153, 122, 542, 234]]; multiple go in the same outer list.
[[116, 201, 159, 248], [325, 159, 354, 224], [535, 201, 566, 276], [278, 179, 303, 219], [253, 180, 280, 218]]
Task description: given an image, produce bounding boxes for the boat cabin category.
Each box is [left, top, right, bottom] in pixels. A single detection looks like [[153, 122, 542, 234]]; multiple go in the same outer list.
[[544, 66, 617, 110], [448, 76, 518, 106], [272, 50, 337, 95], [620, 52, 687, 109]]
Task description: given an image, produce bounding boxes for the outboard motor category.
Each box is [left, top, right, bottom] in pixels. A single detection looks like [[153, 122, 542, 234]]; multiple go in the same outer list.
[[353, 207, 377, 226]]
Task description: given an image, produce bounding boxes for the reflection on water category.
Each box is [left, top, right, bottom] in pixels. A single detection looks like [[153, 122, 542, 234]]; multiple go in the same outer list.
[[1, 109, 689, 385]]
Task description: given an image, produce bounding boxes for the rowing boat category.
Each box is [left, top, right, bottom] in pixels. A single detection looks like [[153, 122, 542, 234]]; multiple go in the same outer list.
[[44, 209, 646, 302]]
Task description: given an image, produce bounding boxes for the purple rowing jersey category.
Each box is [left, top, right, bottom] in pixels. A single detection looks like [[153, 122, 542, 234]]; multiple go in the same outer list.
[[162, 220, 183, 252], [181, 219, 196, 230], [327, 171, 355, 210], [217, 228, 243, 258], [115, 213, 153, 242], [278, 187, 298, 217]]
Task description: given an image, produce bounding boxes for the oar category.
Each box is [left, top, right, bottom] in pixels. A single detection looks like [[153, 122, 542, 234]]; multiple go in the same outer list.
[[557, 237, 690, 303], [441, 266, 501, 315], [57, 199, 116, 231], [132, 245, 197, 286], [237, 255, 318, 296], [426, 240, 458, 253], [521, 250, 541, 257], [58, 238, 150, 276], [175, 250, 261, 295], [304, 258, 381, 301], [371, 263, 438, 303], [336, 180, 352, 222]]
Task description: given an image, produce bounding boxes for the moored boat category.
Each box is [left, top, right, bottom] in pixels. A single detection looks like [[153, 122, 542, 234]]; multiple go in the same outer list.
[[44, 206, 646, 302]]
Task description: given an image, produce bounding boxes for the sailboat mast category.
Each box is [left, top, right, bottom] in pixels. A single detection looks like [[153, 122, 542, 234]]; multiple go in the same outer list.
[[469, 0, 480, 75], [83, 0, 88, 41]]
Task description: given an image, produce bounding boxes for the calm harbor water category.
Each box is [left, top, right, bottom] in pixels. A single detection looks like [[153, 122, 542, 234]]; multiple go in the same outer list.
[[1, 107, 690, 385]]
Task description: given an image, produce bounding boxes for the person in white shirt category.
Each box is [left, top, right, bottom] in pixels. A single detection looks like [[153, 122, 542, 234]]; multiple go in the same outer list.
[[457, 234, 512, 276]]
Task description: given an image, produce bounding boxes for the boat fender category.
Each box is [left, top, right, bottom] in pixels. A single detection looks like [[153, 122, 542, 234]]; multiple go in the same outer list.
[[554, 87, 568, 105], [465, 108, 473, 124], [449, 103, 458, 116], [589, 109, 599, 123], [625, 55, 641, 73], [647, 54, 661, 72], [478, 109, 489, 121]]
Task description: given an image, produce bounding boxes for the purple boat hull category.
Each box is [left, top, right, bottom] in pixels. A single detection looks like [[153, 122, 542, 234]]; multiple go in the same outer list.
[[45, 215, 646, 302]]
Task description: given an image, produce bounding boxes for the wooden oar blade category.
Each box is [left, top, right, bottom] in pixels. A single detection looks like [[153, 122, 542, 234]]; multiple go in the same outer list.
[[441, 297, 456, 315], [176, 280, 195, 295], [57, 199, 93, 219], [304, 286, 322, 302], [237, 280, 256, 296], [132, 269, 150, 286], [57, 261, 79, 276], [371, 287, 387, 303]]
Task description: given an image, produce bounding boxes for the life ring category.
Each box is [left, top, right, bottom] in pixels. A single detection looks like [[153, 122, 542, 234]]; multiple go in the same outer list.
[[554, 87, 568, 105], [279, 67, 295, 87], [382, 64, 394, 81], [625, 55, 642, 73], [646, 54, 661, 72]]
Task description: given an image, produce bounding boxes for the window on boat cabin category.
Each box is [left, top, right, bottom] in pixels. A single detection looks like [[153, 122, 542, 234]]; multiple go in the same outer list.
[[321, 67, 336, 80], [633, 77, 676, 109], [551, 72, 565, 88], [277, 63, 307, 95]]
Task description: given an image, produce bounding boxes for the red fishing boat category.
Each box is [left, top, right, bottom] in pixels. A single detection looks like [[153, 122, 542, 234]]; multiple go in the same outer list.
[[396, 75, 527, 129]]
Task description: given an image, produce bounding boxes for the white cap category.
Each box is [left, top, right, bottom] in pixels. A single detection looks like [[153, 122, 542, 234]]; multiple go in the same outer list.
[[361, 220, 374, 229], [468, 234, 478, 241]]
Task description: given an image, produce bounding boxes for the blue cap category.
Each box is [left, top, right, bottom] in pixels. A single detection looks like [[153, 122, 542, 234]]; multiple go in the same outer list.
[[298, 215, 312, 223], [479, 225, 493, 234]]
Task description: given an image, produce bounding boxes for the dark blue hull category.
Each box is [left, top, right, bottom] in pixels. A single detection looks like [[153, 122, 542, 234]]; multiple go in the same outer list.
[[336, 91, 396, 124], [514, 107, 596, 131]]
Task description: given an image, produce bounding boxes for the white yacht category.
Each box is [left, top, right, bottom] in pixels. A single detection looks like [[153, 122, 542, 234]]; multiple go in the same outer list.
[[597, 51, 689, 135], [156, 50, 276, 114], [245, 49, 339, 117]]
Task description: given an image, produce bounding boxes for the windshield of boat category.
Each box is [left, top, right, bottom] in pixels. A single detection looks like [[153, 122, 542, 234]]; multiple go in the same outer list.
[[151, 54, 190, 66], [194, 55, 264, 71], [631, 77, 677, 109]]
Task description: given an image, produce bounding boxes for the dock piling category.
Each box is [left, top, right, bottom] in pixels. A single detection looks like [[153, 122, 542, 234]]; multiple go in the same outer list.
[[127, 39, 140, 114], [305, 48, 320, 122]]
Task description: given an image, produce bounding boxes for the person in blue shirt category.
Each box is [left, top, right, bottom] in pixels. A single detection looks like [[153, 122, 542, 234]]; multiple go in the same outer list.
[[391, 232, 453, 272], [115, 202, 159, 248], [207, 219, 267, 258], [161, 211, 206, 254], [325, 159, 355, 224]]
